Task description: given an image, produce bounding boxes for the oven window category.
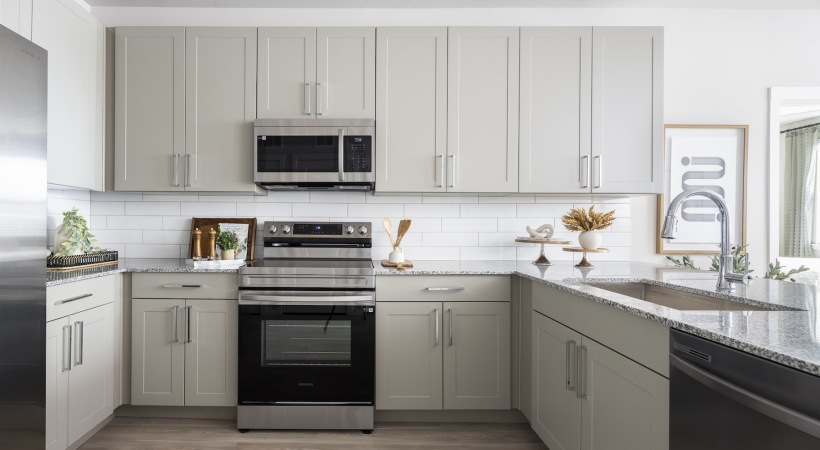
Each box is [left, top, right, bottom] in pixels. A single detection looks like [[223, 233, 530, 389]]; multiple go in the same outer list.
[[262, 319, 352, 367], [257, 135, 339, 173]]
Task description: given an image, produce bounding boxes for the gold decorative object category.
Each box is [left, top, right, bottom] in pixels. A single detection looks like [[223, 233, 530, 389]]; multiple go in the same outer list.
[[208, 229, 217, 261], [561, 205, 616, 232], [192, 228, 202, 261]]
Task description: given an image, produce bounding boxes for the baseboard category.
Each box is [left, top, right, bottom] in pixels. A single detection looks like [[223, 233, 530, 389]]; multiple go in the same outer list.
[[375, 409, 528, 423], [68, 413, 114, 450], [115, 405, 237, 420]]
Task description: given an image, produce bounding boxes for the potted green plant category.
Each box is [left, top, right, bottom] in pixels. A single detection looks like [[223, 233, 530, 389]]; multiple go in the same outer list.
[[53, 208, 100, 256], [217, 230, 239, 260]]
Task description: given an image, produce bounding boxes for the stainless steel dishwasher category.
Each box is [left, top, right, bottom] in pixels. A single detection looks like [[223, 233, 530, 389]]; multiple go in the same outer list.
[[670, 329, 820, 449]]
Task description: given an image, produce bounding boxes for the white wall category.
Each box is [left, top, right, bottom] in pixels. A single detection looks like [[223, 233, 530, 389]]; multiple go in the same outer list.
[[89, 6, 820, 270]]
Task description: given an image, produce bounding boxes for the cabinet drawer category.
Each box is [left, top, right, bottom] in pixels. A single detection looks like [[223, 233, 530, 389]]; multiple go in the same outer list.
[[47, 274, 120, 322], [377, 275, 510, 302], [132, 273, 237, 299]]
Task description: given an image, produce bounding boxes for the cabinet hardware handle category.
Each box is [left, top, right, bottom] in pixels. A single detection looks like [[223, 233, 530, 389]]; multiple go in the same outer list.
[[53, 293, 92, 306], [185, 154, 193, 187], [317, 83, 324, 115], [338, 128, 345, 182], [566, 340, 577, 391], [304, 83, 312, 115], [62, 325, 72, 372], [434, 308, 440, 346], [172, 305, 180, 343], [593, 155, 602, 188], [436, 155, 444, 188], [448, 154, 455, 188], [581, 155, 589, 188], [577, 345, 588, 399], [448, 308, 454, 347], [173, 154, 180, 186], [162, 284, 203, 288], [186, 305, 193, 344], [74, 321, 84, 366], [426, 287, 465, 292]]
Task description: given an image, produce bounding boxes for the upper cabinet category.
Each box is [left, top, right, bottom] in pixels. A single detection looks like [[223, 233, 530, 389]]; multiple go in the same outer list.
[[32, 0, 102, 190], [114, 26, 260, 192], [591, 27, 663, 194], [448, 27, 519, 193], [258, 27, 375, 119], [375, 27, 448, 193], [520, 26, 663, 194], [1, 0, 32, 39]]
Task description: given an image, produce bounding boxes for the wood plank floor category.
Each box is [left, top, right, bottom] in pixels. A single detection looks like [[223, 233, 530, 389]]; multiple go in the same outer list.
[[79, 418, 547, 449]]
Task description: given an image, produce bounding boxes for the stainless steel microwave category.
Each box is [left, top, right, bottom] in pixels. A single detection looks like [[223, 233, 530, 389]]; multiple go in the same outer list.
[[254, 119, 375, 191]]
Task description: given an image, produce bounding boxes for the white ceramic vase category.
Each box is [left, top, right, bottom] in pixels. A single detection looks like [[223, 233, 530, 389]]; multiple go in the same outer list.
[[221, 249, 235, 260], [578, 230, 602, 250], [388, 247, 405, 264]]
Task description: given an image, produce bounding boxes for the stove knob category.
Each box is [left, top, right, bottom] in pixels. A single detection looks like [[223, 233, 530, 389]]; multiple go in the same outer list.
[[282, 225, 291, 234], [345, 225, 355, 235], [358, 225, 368, 235], [268, 224, 277, 234]]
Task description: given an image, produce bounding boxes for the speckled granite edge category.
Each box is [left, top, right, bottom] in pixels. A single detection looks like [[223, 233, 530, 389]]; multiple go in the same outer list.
[[47, 266, 128, 286]]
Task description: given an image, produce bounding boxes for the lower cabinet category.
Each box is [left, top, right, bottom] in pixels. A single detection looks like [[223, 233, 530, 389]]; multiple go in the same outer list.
[[131, 298, 237, 406], [532, 311, 668, 450], [376, 300, 510, 410], [46, 303, 113, 450]]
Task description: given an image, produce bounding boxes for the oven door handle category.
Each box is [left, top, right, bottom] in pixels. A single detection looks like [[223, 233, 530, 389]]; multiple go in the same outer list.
[[670, 354, 820, 439], [239, 292, 375, 306]]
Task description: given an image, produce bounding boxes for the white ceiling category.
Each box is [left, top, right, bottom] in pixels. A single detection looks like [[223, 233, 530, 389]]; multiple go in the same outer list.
[[84, 0, 820, 9]]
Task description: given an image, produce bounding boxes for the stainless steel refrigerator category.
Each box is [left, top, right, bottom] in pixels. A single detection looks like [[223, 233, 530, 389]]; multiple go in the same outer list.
[[0, 25, 48, 449]]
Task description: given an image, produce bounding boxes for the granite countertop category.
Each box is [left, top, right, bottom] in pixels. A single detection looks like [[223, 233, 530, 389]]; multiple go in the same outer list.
[[48, 258, 820, 377], [379, 260, 820, 376]]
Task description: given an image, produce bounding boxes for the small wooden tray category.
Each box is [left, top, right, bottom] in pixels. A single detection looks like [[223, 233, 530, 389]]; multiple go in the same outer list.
[[381, 259, 414, 269], [189, 217, 256, 261]]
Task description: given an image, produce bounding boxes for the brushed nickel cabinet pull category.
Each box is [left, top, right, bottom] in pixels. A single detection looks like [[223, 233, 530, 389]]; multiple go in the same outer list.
[[434, 308, 440, 346], [566, 340, 577, 391], [62, 325, 71, 372], [53, 293, 92, 305], [162, 284, 203, 288], [172, 305, 180, 343], [186, 305, 193, 344], [304, 83, 312, 115], [74, 321, 84, 366], [426, 287, 465, 292], [577, 345, 588, 399], [173, 154, 180, 186], [448, 308, 454, 347], [581, 155, 589, 188], [593, 155, 602, 188]]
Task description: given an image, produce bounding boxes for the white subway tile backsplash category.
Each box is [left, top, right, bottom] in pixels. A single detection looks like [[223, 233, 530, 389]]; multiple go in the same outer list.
[[88, 190, 633, 261], [91, 202, 125, 216], [127, 202, 181, 216], [461, 204, 516, 218], [62, 189, 91, 201]]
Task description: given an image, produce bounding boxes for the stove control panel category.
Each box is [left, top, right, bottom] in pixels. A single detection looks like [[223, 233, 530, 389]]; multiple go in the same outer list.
[[262, 221, 372, 239]]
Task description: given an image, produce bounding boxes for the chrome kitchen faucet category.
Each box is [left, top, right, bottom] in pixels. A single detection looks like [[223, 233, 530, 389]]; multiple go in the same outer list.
[[661, 189, 752, 291]]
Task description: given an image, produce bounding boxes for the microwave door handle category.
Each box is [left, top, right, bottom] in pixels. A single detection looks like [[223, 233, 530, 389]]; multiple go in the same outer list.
[[338, 128, 345, 182]]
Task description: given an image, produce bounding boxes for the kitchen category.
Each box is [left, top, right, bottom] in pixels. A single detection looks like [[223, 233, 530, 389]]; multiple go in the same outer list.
[[1, 0, 819, 449]]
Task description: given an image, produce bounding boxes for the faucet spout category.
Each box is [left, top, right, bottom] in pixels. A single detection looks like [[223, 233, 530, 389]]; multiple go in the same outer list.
[[661, 189, 749, 291]]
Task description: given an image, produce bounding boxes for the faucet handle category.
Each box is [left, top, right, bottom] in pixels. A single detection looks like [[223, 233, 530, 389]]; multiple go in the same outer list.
[[725, 252, 752, 286], [741, 253, 749, 275]]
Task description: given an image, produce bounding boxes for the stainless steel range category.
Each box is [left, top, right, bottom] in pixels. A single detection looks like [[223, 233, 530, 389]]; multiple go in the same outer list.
[[237, 221, 375, 433]]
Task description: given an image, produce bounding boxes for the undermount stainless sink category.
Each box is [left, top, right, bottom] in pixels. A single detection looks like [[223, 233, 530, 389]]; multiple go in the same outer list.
[[584, 282, 788, 311]]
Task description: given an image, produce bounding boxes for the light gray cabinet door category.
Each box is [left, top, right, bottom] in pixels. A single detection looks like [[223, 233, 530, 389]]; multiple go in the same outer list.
[[184, 300, 238, 407], [115, 27, 185, 191], [67, 304, 113, 444], [33, 0, 100, 190], [447, 27, 519, 193], [317, 27, 375, 119], [1, 0, 32, 39], [375, 301, 443, 410], [580, 338, 669, 450], [375, 27, 447, 193], [131, 298, 185, 406], [185, 27, 258, 192], [519, 27, 592, 194], [45, 318, 69, 450], [532, 312, 582, 450], [591, 27, 663, 194], [257, 27, 316, 119], [443, 301, 510, 410]]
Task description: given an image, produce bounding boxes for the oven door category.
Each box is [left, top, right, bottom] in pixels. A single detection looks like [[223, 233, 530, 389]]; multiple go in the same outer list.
[[254, 126, 374, 184], [238, 290, 375, 406]]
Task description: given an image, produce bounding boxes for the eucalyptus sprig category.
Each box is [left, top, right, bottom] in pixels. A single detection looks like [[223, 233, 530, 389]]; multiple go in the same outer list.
[[561, 205, 616, 232]]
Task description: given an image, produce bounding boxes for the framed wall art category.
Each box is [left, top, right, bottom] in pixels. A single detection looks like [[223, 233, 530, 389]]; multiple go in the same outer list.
[[656, 125, 748, 254]]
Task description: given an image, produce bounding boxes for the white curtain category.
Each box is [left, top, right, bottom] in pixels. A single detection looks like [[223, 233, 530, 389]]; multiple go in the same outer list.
[[783, 125, 820, 257]]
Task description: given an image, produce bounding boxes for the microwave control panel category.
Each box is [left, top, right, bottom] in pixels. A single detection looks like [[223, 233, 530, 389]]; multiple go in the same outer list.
[[344, 136, 372, 172]]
